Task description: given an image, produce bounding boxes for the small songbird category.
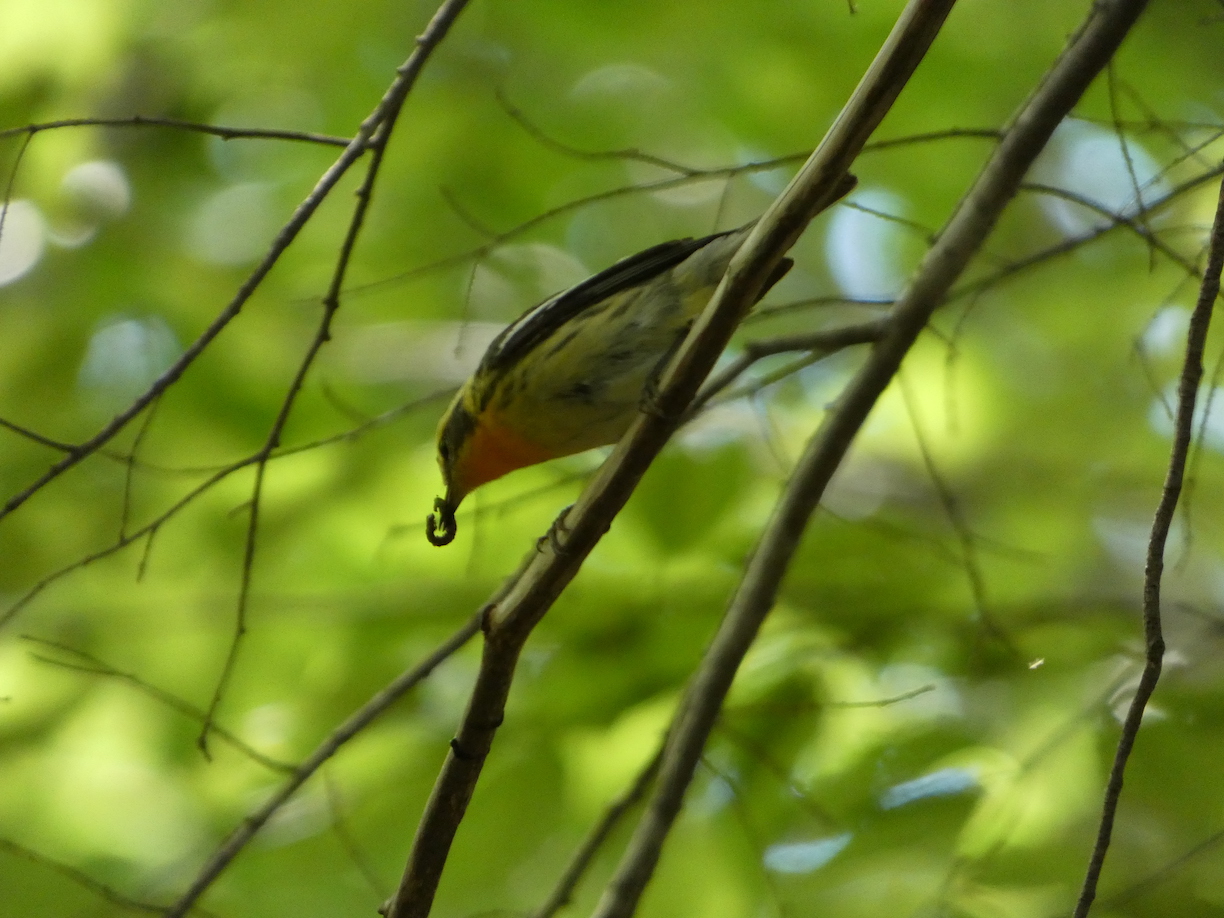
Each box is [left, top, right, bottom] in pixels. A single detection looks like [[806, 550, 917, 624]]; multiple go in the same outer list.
[[427, 221, 791, 546]]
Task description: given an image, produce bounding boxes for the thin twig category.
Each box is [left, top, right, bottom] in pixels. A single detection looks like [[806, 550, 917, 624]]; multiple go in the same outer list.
[[1175, 309, 1224, 566], [164, 611, 483, 918], [842, 197, 939, 242], [23, 636, 295, 773], [697, 755, 789, 918], [118, 395, 161, 540], [530, 746, 665, 918], [0, 837, 216, 916], [692, 318, 889, 414], [1, 456, 260, 629], [897, 372, 1017, 654], [0, 415, 76, 451], [196, 0, 473, 752], [0, 155, 378, 522], [591, 3, 1150, 917], [385, 3, 955, 917], [1020, 181, 1197, 274], [0, 9, 470, 525], [1114, 82, 1223, 175], [1071, 167, 1224, 918], [345, 130, 1002, 302], [716, 722, 838, 825], [2, 384, 439, 626], [833, 683, 938, 707], [496, 88, 698, 176], [1104, 824, 1224, 907], [0, 131, 34, 244], [0, 114, 350, 146], [754, 160, 1224, 329], [1106, 63, 1153, 260], [324, 771, 390, 899]]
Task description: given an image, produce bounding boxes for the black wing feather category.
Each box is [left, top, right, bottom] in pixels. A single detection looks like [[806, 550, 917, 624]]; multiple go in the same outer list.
[[479, 229, 734, 374]]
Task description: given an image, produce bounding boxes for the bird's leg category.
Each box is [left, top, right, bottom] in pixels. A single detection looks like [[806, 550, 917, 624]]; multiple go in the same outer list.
[[639, 329, 689, 420], [538, 503, 574, 555]]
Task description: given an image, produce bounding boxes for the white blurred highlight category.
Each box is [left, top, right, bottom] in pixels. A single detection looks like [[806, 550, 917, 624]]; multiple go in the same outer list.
[[825, 187, 909, 300], [0, 199, 47, 285]]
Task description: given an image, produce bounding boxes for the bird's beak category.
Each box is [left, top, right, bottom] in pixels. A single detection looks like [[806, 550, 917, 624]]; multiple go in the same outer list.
[[426, 493, 458, 546]]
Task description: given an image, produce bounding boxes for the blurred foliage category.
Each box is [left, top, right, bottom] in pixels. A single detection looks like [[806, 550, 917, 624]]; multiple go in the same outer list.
[[3, 1, 1224, 917]]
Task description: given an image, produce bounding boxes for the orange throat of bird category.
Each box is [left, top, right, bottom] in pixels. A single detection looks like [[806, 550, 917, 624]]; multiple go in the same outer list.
[[450, 413, 555, 504]]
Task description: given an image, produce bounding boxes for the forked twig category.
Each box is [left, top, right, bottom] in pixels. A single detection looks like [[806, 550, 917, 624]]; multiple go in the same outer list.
[[196, 0, 474, 752]]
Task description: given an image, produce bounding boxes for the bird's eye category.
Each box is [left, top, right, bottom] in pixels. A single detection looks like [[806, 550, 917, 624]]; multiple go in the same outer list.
[[439, 443, 450, 462]]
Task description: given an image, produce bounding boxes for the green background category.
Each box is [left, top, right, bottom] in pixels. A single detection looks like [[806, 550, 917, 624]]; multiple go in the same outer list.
[[3, 1, 1224, 916]]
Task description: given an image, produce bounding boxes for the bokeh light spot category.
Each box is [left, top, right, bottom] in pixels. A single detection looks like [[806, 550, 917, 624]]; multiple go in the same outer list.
[[0, 199, 47, 286], [187, 182, 278, 265]]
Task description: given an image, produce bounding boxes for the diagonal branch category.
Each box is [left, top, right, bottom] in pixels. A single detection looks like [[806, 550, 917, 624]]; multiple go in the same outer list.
[[590, 2, 1152, 917], [0, 114, 351, 146], [0, 837, 216, 917], [0, 415, 76, 452], [0, 0, 467, 529], [163, 610, 484, 918], [23, 636, 295, 773], [531, 744, 665, 918], [1071, 163, 1224, 918], [196, 0, 473, 751], [384, 2, 956, 917]]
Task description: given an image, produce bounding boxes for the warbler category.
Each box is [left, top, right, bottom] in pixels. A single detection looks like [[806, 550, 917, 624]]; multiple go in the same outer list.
[[427, 221, 791, 546]]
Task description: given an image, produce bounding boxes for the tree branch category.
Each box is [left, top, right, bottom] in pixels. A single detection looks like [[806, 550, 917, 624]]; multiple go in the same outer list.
[[591, 2, 1152, 917], [0, 837, 214, 916], [23, 637, 295, 773], [164, 610, 483, 918], [1071, 163, 1224, 918], [0, 0, 469, 528], [194, 0, 473, 751], [384, 2, 956, 916], [0, 114, 351, 146], [531, 745, 665, 918]]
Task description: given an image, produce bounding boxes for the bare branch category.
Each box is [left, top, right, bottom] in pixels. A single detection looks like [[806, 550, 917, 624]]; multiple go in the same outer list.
[[0, 131, 33, 241], [1071, 164, 1224, 918], [118, 396, 161, 540], [0, 0, 470, 526], [325, 771, 391, 900], [496, 87, 699, 176], [1020, 180, 1198, 274], [1, 456, 260, 629], [898, 372, 1017, 653], [592, 3, 1152, 917], [0, 114, 351, 145], [0, 415, 76, 452], [953, 162, 1224, 303], [347, 130, 1002, 302], [165, 610, 483, 918], [197, 0, 474, 751], [1105, 824, 1224, 907], [385, 2, 956, 916], [531, 746, 664, 918], [691, 318, 890, 414], [0, 837, 215, 916], [23, 636, 295, 772]]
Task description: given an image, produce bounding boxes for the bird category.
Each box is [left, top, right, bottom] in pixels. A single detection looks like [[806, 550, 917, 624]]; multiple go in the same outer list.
[[427, 221, 791, 546]]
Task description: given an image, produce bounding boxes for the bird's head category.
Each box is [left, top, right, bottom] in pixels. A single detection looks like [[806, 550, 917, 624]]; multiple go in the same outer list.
[[427, 388, 558, 546]]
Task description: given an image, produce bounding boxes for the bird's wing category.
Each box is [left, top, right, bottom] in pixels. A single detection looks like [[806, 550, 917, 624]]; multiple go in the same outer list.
[[479, 229, 735, 374]]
